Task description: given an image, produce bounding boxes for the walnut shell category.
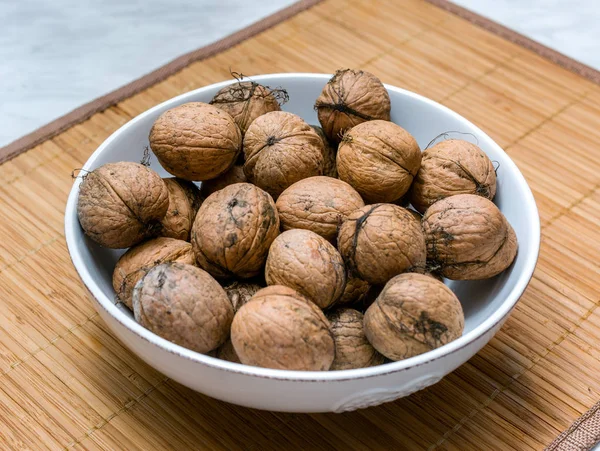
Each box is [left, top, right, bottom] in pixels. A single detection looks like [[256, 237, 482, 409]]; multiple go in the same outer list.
[[159, 178, 202, 241], [265, 229, 346, 309], [364, 273, 464, 360], [337, 120, 422, 203], [224, 280, 263, 312], [133, 263, 233, 353], [191, 183, 279, 279], [276, 176, 365, 242], [338, 204, 426, 285], [230, 285, 334, 371], [422, 194, 518, 280], [149, 102, 242, 181], [200, 165, 247, 198], [410, 139, 497, 213], [209, 81, 283, 135], [337, 274, 371, 306], [243, 111, 324, 198], [311, 125, 338, 177], [215, 339, 241, 363], [77, 162, 169, 248], [315, 69, 391, 142], [327, 308, 384, 370], [113, 237, 195, 309]]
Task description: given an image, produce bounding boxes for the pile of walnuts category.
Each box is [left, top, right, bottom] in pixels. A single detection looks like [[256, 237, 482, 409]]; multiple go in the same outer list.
[[77, 69, 518, 372]]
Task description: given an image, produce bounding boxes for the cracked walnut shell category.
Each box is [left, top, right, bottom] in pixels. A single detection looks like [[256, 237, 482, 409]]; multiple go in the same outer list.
[[337, 120, 422, 203], [243, 111, 324, 198], [364, 273, 464, 361], [191, 183, 279, 279], [338, 204, 426, 285], [410, 139, 496, 213], [265, 229, 346, 309], [230, 285, 334, 371], [422, 194, 517, 280], [149, 102, 242, 181], [276, 176, 365, 242], [133, 262, 233, 353], [315, 69, 391, 142], [77, 162, 169, 249]]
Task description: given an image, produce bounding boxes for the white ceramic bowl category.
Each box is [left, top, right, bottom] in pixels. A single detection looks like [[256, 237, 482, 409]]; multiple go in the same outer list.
[[65, 73, 540, 413]]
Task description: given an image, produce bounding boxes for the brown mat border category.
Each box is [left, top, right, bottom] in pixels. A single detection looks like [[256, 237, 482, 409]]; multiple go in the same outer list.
[[546, 401, 600, 451], [0, 0, 323, 166]]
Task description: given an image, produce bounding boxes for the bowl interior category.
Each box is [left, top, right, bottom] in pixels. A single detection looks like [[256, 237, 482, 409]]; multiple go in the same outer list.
[[66, 73, 539, 377]]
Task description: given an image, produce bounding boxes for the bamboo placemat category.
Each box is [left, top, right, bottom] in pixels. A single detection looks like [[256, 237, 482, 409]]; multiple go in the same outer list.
[[1, 0, 599, 449]]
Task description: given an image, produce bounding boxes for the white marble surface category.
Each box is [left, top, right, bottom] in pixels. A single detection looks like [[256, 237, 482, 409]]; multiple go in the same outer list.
[[454, 0, 600, 69], [0, 0, 295, 147], [2, 0, 600, 148]]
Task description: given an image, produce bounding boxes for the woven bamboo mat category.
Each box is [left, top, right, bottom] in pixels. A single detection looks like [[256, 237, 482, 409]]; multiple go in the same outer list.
[[1, 0, 599, 449]]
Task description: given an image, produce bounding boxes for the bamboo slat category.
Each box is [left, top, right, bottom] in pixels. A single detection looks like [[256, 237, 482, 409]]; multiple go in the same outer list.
[[0, 0, 599, 449]]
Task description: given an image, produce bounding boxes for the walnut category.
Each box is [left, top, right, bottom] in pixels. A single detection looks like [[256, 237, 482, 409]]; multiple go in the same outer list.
[[276, 176, 365, 242], [200, 165, 246, 198], [337, 120, 422, 203], [223, 280, 263, 311], [327, 308, 384, 370], [133, 262, 233, 353], [311, 125, 338, 177], [243, 111, 324, 198], [215, 339, 241, 363], [113, 237, 195, 309], [230, 285, 334, 370], [336, 273, 371, 306], [191, 183, 279, 279], [265, 229, 346, 309], [209, 81, 286, 134], [364, 273, 464, 361], [338, 204, 426, 285], [159, 178, 202, 241], [315, 69, 391, 142], [77, 162, 169, 248], [422, 194, 518, 280], [149, 102, 241, 181], [410, 139, 497, 213]]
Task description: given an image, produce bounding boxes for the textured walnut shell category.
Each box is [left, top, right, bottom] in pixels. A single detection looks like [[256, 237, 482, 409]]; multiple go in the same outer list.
[[209, 81, 283, 135], [230, 285, 334, 371], [364, 273, 464, 361], [159, 178, 202, 241], [422, 194, 518, 280], [191, 183, 279, 279], [311, 126, 338, 177], [337, 120, 422, 203], [77, 162, 169, 248], [276, 176, 365, 242], [216, 339, 241, 363], [410, 139, 497, 213], [327, 308, 384, 370], [133, 263, 233, 353], [265, 229, 346, 309], [149, 102, 242, 181], [200, 165, 247, 198], [338, 204, 426, 285], [337, 274, 371, 306], [113, 237, 195, 309], [243, 111, 324, 198], [315, 69, 391, 143], [224, 280, 263, 312]]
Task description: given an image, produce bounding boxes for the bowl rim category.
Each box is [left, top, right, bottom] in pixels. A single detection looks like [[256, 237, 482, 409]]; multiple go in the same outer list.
[[65, 72, 541, 382]]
